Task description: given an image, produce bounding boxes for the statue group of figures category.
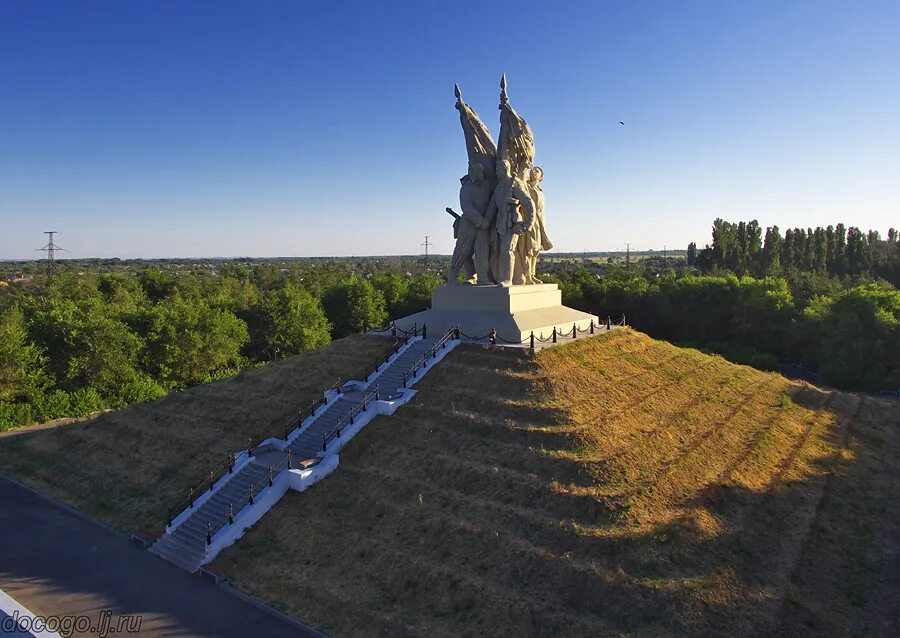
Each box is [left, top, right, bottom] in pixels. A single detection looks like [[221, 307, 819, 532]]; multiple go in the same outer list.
[[447, 76, 553, 287]]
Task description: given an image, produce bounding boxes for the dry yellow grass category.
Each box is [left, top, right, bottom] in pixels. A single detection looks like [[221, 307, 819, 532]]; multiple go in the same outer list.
[[213, 329, 900, 637], [0, 334, 397, 536]]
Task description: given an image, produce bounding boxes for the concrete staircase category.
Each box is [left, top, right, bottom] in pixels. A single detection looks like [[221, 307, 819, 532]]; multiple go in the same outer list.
[[287, 337, 437, 459], [151, 335, 444, 572], [151, 462, 272, 571]]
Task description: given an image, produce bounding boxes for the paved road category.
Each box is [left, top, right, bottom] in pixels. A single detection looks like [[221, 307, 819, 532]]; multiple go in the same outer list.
[[0, 475, 319, 637]]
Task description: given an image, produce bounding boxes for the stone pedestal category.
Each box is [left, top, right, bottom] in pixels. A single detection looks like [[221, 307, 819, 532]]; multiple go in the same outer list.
[[393, 284, 599, 342]]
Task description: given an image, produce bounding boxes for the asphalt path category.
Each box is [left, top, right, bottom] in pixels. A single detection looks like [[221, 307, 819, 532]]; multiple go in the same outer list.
[[0, 475, 320, 637]]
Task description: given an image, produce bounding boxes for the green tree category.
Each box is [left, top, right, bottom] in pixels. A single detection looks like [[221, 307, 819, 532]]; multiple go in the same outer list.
[[686, 242, 697, 266], [813, 227, 827, 274], [396, 272, 443, 317], [761, 226, 782, 275], [0, 306, 48, 402], [846, 227, 870, 276], [322, 278, 388, 338], [833, 223, 848, 276], [255, 284, 331, 360], [142, 300, 249, 386], [139, 267, 176, 302], [371, 271, 409, 318], [803, 284, 900, 389], [29, 298, 143, 399]]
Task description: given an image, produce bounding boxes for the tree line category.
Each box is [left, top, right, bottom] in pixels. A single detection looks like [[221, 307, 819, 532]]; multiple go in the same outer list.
[[0, 264, 440, 429], [546, 219, 899, 392], [3, 216, 897, 430], [688, 219, 900, 285]]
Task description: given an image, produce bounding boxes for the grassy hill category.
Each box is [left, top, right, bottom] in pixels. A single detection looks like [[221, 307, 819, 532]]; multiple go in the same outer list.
[[211, 329, 900, 637], [0, 334, 397, 535]]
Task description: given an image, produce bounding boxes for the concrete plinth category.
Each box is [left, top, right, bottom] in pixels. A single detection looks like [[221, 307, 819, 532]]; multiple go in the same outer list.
[[393, 283, 599, 343]]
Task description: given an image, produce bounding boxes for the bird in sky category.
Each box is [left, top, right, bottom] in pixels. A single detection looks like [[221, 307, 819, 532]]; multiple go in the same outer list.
[[619, 121, 625, 125]]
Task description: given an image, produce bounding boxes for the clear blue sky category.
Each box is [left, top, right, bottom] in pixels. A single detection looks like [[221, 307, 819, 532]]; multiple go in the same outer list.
[[1, 0, 898, 259]]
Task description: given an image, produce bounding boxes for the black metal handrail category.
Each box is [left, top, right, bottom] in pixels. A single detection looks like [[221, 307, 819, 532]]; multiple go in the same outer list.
[[357, 336, 407, 386], [320, 386, 381, 452], [166, 453, 237, 528], [204, 451, 293, 546], [400, 326, 457, 389], [165, 336, 402, 530]]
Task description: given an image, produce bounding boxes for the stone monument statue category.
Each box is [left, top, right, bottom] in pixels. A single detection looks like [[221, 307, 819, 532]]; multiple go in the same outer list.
[[394, 76, 599, 340], [486, 160, 535, 287], [447, 161, 494, 285], [447, 85, 498, 286], [447, 76, 547, 287], [497, 74, 535, 177], [517, 166, 553, 284]]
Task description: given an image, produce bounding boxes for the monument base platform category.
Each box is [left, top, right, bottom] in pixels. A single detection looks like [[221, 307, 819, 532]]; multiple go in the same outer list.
[[392, 284, 599, 343]]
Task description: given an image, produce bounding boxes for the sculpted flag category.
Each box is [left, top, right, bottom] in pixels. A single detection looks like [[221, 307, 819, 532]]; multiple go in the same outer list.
[[497, 75, 534, 172], [455, 84, 497, 178]]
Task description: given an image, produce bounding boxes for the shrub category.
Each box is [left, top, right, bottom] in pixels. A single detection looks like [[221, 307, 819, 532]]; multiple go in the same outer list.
[[69, 387, 105, 417], [113, 375, 167, 408], [0, 401, 34, 431], [33, 389, 72, 422]]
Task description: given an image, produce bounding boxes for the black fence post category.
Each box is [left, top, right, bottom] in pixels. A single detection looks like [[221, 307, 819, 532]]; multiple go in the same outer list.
[[590, 320, 595, 335], [228, 454, 234, 474], [572, 323, 577, 339], [247, 438, 254, 457], [423, 324, 427, 339], [606, 317, 611, 331], [454, 326, 460, 340], [391, 322, 397, 338], [208, 471, 215, 492], [248, 484, 254, 505], [375, 383, 380, 401], [287, 451, 293, 470], [552, 327, 557, 343], [530, 331, 535, 352], [228, 503, 234, 525]]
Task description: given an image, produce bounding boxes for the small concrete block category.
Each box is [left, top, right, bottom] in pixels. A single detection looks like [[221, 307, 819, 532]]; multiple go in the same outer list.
[[199, 566, 228, 585], [129, 531, 153, 548]]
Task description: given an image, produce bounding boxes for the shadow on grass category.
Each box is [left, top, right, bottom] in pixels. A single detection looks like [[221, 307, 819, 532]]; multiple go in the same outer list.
[[215, 344, 900, 637]]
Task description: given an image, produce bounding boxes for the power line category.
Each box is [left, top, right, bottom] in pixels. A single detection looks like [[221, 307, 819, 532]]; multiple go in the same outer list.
[[36, 231, 66, 278], [421, 235, 432, 263]]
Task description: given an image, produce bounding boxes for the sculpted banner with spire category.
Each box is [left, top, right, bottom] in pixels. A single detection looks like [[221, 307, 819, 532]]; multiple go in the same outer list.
[[447, 76, 550, 287], [455, 83, 497, 181]]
